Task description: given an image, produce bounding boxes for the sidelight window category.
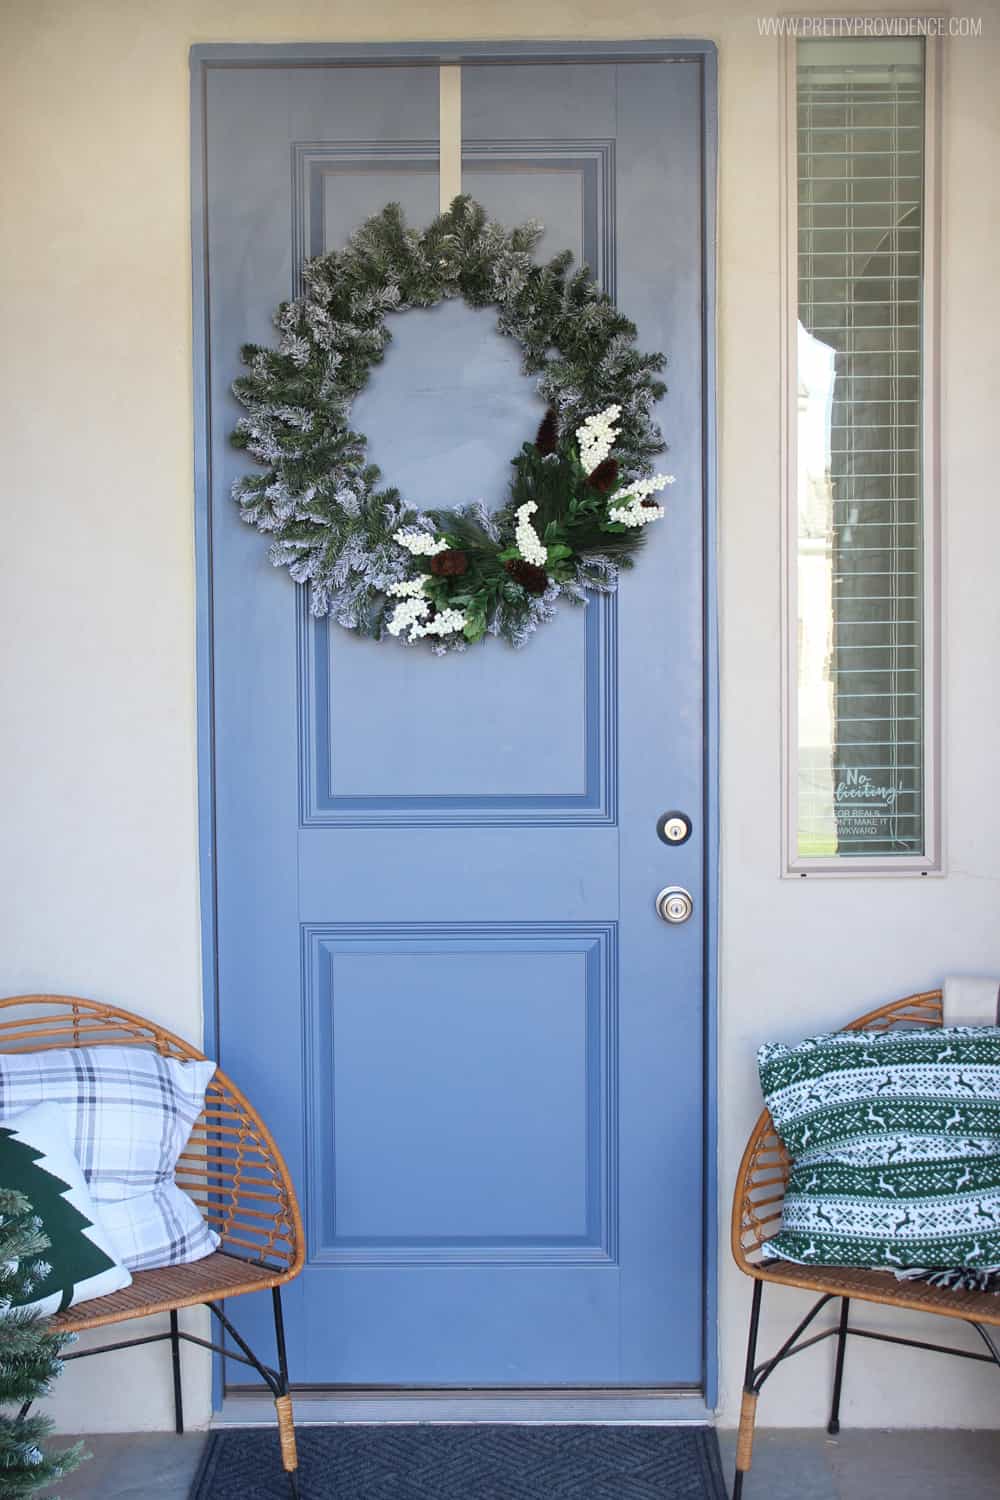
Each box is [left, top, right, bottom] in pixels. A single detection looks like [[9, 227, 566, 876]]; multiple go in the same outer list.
[[784, 35, 940, 873]]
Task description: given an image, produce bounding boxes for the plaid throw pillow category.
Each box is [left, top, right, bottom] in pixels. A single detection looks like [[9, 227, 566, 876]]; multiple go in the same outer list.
[[0, 1047, 219, 1272], [757, 1027, 1000, 1273]]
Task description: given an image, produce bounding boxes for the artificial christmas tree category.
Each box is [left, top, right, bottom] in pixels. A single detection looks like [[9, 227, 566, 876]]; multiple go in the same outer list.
[[0, 1188, 83, 1497]]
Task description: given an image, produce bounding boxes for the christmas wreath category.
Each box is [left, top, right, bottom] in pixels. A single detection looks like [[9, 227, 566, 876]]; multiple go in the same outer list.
[[231, 196, 673, 651]]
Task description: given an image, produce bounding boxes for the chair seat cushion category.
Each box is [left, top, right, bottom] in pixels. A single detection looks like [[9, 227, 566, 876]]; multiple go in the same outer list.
[[0, 1047, 219, 1272], [0, 1101, 132, 1315], [758, 1026, 1000, 1273]]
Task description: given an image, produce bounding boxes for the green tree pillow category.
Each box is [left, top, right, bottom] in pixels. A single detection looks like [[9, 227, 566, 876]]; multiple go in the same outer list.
[[0, 1102, 131, 1316], [757, 1026, 1000, 1272]]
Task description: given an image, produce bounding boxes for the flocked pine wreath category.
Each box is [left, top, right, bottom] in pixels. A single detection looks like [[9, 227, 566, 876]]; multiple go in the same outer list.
[[230, 195, 674, 652]]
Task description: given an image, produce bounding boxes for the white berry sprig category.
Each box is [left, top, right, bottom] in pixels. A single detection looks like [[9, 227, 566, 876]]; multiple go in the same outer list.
[[513, 501, 548, 566], [608, 473, 676, 528], [576, 405, 621, 475], [393, 528, 448, 557]]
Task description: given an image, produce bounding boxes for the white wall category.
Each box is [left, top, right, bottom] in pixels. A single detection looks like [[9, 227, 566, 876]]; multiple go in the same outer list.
[[3, 0, 999, 1434]]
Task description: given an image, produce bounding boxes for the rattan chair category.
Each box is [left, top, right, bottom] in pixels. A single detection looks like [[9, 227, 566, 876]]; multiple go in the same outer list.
[[0, 994, 305, 1498], [731, 987, 1000, 1498]]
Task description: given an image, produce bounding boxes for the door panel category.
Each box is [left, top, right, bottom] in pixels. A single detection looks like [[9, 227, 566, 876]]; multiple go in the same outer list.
[[200, 46, 711, 1388], [304, 926, 614, 1257]]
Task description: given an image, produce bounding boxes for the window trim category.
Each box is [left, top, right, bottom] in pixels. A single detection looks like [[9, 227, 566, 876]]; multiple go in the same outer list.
[[779, 27, 943, 877]]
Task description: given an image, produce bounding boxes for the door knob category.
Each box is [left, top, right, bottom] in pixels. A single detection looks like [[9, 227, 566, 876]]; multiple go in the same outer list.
[[655, 886, 694, 925]]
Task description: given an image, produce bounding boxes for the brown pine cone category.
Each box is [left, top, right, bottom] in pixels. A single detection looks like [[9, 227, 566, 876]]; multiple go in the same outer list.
[[504, 558, 549, 595], [535, 407, 559, 455], [586, 457, 619, 493], [430, 549, 469, 577]]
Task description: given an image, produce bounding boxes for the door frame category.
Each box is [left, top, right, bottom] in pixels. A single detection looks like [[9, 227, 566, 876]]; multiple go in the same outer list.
[[190, 37, 719, 1413]]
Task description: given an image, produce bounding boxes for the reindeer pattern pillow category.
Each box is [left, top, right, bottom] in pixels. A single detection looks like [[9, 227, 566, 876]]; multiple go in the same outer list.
[[757, 1026, 1000, 1272]]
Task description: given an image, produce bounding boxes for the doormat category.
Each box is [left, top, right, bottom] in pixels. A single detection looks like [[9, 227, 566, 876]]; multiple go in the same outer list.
[[189, 1423, 728, 1499]]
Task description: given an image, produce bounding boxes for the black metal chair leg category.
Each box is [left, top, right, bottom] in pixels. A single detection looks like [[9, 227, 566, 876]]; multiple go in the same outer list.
[[169, 1309, 184, 1434], [733, 1279, 764, 1500], [272, 1287, 299, 1499], [828, 1297, 850, 1435]]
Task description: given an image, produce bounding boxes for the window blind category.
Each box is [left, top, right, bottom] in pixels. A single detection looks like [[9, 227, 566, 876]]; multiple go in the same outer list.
[[795, 39, 926, 859]]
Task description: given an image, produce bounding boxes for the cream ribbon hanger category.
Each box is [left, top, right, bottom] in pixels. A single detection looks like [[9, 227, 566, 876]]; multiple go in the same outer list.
[[439, 66, 463, 211]]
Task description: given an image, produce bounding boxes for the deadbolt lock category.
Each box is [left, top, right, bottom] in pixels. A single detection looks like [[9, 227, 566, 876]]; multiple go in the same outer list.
[[657, 811, 693, 846]]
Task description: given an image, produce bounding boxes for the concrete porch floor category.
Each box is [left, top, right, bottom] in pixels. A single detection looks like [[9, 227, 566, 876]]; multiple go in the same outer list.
[[44, 1426, 1000, 1498]]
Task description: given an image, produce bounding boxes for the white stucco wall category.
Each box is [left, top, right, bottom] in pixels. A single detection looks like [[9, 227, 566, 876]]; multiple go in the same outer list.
[[3, 0, 999, 1435]]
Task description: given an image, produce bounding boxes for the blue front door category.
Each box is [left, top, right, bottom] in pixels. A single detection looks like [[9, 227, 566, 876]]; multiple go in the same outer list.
[[196, 42, 714, 1388]]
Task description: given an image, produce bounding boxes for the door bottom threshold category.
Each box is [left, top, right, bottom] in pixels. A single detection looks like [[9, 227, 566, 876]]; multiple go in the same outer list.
[[217, 1387, 712, 1426]]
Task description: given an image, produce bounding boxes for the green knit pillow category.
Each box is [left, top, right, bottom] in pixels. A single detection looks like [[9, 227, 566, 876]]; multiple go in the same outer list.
[[758, 1026, 1000, 1272]]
